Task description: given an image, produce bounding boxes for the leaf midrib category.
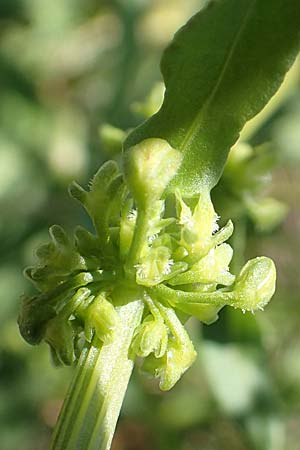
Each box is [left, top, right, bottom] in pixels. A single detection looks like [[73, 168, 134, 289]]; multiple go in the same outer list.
[[178, 0, 257, 154]]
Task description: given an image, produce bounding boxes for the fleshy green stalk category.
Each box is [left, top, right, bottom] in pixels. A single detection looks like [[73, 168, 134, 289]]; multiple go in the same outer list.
[[50, 300, 143, 450]]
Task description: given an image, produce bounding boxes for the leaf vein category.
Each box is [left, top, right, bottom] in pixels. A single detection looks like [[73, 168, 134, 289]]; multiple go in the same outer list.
[[178, 0, 257, 154]]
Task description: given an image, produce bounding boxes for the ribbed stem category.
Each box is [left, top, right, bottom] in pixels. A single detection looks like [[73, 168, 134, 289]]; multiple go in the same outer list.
[[50, 300, 144, 450]]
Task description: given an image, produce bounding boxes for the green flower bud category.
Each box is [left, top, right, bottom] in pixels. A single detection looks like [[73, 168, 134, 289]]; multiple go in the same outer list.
[[140, 303, 196, 390], [124, 138, 182, 207], [135, 245, 173, 287], [18, 295, 56, 345], [74, 226, 102, 269], [131, 82, 165, 118], [212, 220, 234, 246], [99, 123, 126, 155], [159, 337, 197, 391], [132, 315, 168, 358], [69, 160, 121, 239], [169, 243, 235, 287], [177, 191, 230, 262], [223, 143, 274, 193], [145, 200, 173, 239], [142, 334, 196, 391], [233, 257, 276, 312], [84, 294, 119, 343], [135, 245, 187, 287], [44, 317, 75, 366], [27, 225, 86, 292], [246, 197, 288, 232]]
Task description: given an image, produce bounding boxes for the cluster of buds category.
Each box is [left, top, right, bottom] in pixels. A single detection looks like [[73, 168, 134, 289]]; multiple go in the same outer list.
[[216, 142, 288, 232], [19, 138, 276, 390]]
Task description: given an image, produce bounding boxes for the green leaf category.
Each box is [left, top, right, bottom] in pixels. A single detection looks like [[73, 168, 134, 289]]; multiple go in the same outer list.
[[124, 0, 300, 196]]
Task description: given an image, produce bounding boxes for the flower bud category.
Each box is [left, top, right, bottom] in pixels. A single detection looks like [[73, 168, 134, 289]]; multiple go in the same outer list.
[[246, 197, 288, 232], [135, 245, 172, 287], [132, 316, 168, 359], [131, 82, 164, 118], [124, 138, 182, 207], [69, 160, 120, 238], [84, 294, 119, 343], [45, 317, 75, 366], [18, 295, 56, 345], [169, 243, 235, 287], [27, 225, 86, 292], [233, 257, 276, 311], [99, 123, 126, 155], [142, 335, 196, 391], [177, 191, 229, 262]]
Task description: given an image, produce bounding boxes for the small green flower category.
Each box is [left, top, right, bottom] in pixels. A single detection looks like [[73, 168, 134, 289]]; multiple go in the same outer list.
[[132, 315, 168, 359], [232, 257, 276, 312], [141, 303, 196, 391], [45, 316, 75, 366], [124, 138, 182, 207], [84, 294, 119, 343], [216, 142, 288, 232]]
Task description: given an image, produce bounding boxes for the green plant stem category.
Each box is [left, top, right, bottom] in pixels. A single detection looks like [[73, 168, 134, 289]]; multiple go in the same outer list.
[[50, 299, 144, 450], [149, 284, 235, 307], [125, 208, 149, 274]]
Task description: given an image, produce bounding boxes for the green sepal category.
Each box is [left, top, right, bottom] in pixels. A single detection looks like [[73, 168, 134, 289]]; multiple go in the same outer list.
[[135, 246, 187, 288], [123, 138, 182, 208], [18, 295, 56, 345], [141, 328, 196, 391], [44, 317, 75, 366], [27, 225, 86, 292], [62, 287, 92, 319], [212, 220, 234, 247], [145, 200, 174, 240], [232, 256, 276, 311], [105, 174, 127, 227], [131, 315, 168, 359], [69, 160, 120, 240], [169, 243, 235, 286], [176, 191, 224, 263], [140, 302, 197, 390], [84, 294, 119, 343], [74, 226, 103, 269]]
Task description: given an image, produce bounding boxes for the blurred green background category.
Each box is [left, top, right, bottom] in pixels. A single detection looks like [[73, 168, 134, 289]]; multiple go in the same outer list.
[[1, 1, 300, 449]]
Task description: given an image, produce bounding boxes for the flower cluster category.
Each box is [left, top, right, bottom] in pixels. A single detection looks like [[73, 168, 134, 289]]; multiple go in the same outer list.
[[19, 138, 276, 390]]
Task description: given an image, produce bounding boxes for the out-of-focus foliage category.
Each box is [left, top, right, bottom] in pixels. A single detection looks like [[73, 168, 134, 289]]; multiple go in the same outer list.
[[0, 1, 300, 450]]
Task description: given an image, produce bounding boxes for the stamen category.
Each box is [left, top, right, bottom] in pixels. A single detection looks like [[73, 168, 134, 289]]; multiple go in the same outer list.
[[134, 263, 147, 279], [212, 215, 220, 234], [148, 233, 158, 244], [163, 259, 174, 275]]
